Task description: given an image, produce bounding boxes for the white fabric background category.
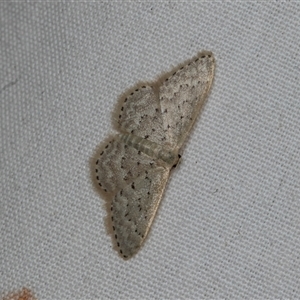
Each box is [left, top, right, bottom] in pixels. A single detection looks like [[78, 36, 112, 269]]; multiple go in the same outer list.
[[1, 2, 300, 299]]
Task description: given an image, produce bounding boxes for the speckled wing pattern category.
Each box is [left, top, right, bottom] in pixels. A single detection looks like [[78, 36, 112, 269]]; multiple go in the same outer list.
[[96, 136, 156, 193], [95, 51, 215, 259], [160, 52, 215, 148], [117, 85, 166, 144], [95, 136, 170, 258]]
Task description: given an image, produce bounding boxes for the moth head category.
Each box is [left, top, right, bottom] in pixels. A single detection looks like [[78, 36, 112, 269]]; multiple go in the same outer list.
[[158, 147, 180, 167]]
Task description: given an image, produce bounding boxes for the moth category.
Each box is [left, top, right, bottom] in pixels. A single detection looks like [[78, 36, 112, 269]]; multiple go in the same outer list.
[[95, 51, 215, 259]]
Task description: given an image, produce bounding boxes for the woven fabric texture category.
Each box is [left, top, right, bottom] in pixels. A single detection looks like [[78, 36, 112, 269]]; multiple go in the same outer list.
[[1, 2, 300, 299]]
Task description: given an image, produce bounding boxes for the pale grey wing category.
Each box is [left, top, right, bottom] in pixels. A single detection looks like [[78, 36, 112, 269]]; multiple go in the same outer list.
[[159, 52, 215, 148], [117, 85, 166, 144], [111, 166, 169, 259], [95, 135, 170, 259], [95, 135, 158, 193]]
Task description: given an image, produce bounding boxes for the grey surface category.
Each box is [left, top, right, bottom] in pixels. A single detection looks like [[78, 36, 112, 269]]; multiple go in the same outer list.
[[1, 2, 300, 299]]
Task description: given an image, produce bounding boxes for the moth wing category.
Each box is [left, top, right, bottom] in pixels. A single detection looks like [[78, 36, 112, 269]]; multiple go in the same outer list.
[[95, 135, 170, 258], [159, 51, 215, 148], [116, 85, 166, 144], [111, 166, 170, 259], [95, 135, 158, 194]]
